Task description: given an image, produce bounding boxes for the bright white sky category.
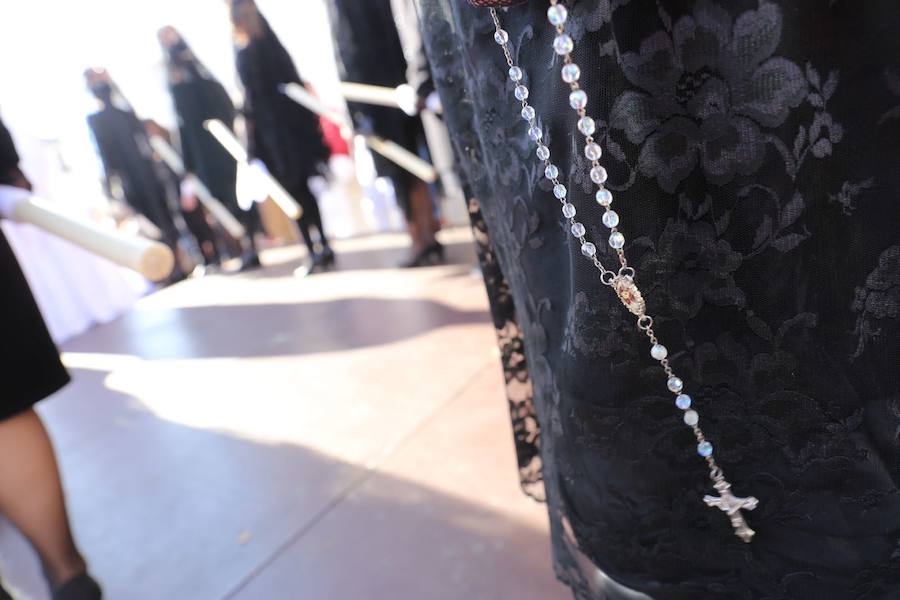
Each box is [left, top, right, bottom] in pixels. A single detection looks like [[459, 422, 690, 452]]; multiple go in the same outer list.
[[0, 0, 344, 200]]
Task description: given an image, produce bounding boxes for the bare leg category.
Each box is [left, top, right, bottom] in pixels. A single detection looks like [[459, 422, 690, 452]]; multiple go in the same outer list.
[[409, 180, 437, 249], [0, 409, 86, 587]]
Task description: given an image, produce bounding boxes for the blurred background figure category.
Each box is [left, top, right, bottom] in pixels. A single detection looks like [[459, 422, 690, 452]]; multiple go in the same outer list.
[[83, 67, 189, 282], [0, 116, 102, 600], [326, 0, 443, 268], [229, 0, 334, 275], [158, 25, 262, 271]]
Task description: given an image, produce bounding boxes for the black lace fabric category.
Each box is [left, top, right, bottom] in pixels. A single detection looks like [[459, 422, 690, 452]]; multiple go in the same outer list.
[[417, 1, 900, 598]]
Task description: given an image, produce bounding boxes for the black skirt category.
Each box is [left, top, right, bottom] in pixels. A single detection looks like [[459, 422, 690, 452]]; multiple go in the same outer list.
[[0, 229, 69, 420]]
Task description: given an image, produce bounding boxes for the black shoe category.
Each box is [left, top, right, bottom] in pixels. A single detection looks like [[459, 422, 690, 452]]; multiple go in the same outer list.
[[400, 241, 445, 268], [318, 246, 336, 268], [238, 251, 262, 272], [53, 573, 102, 600]]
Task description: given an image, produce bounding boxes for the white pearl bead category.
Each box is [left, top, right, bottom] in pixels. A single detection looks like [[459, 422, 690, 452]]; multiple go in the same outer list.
[[602, 210, 619, 228], [514, 85, 529, 101], [584, 143, 602, 160], [683, 410, 699, 426], [547, 4, 568, 26], [562, 203, 576, 218], [590, 165, 608, 184], [494, 29, 509, 45], [650, 344, 668, 360], [578, 116, 595, 136], [581, 242, 597, 257], [561, 63, 580, 83], [528, 126, 543, 141], [545, 164, 559, 180], [553, 184, 567, 199], [508, 66, 523, 82], [571, 222, 586, 237], [595, 189, 612, 206], [521, 106, 535, 121], [536, 145, 550, 160], [553, 34, 574, 56], [569, 90, 587, 110], [609, 231, 625, 249]]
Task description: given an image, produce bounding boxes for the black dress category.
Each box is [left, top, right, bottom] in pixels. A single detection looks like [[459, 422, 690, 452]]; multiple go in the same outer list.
[[417, 1, 900, 598], [235, 18, 330, 251], [87, 106, 181, 251], [0, 117, 69, 419], [326, 0, 428, 219]]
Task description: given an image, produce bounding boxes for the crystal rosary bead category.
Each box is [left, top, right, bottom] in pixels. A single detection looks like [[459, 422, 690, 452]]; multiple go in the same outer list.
[[590, 165, 608, 184], [684, 410, 700, 426], [494, 29, 508, 45], [608, 231, 625, 249], [571, 222, 586, 237], [595, 189, 612, 206], [553, 34, 574, 55], [547, 4, 568, 25], [676, 394, 692, 409], [561, 63, 580, 83], [545, 164, 559, 179], [562, 203, 576, 218], [698, 441, 714, 458], [528, 126, 543, 141], [581, 242, 597, 257], [514, 85, 529, 101], [650, 343, 668, 360], [602, 210, 619, 228], [667, 376, 684, 393], [584, 142, 602, 160], [569, 90, 587, 110], [521, 105, 535, 121], [553, 184, 567, 199], [577, 116, 595, 136], [508, 66, 523, 81]]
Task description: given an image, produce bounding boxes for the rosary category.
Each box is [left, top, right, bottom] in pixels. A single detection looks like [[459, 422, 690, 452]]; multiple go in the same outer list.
[[480, 0, 759, 542]]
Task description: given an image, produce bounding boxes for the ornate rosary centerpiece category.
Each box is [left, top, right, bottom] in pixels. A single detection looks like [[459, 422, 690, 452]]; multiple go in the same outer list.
[[486, 0, 759, 542]]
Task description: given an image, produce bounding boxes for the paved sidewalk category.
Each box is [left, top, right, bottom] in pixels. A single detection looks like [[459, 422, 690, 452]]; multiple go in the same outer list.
[[0, 230, 569, 600]]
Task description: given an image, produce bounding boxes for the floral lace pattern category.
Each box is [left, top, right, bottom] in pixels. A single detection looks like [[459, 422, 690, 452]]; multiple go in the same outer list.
[[417, 0, 900, 598]]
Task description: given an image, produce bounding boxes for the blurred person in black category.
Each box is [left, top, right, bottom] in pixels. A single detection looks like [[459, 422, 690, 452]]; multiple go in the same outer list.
[[0, 116, 102, 600], [229, 0, 335, 274], [84, 68, 189, 282], [326, 0, 443, 268], [158, 26, 263, 271]]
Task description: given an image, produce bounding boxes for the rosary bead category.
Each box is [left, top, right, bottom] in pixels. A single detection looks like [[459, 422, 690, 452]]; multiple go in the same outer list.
[[562, 203, 576, 218], [536, 145, 550, 160], [577, 116, 595, 136], [553, 183, 567, 199], [581, 242, 597, 257], [508, 66, 523, 82], [545, 164, 559, 179], [650, 343, 668, 360], [595, 189, 612, 206], [569, 90, 588, 110], [553, 34, 574, 56], [608, 231, 625, 249], [528, 126, 543, 141], [547, 4, 568, 26], [514, 85, 529, 101], [521, 105, 536, 121], [683, 410, 699, 426], [697, 441, 714, 457], [561, 63, 581, 83], [584, 143, 602, 161], [602, 210, 619, 228], [494, 29, 509, 45], [675, 394, 692, 410], [571, 222, 586, 237], [667, 376, 684, 393], [590, 165, 608, 184]]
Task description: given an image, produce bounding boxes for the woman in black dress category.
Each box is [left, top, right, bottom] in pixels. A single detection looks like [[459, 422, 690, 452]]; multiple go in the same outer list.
[[417, 0, 900, 598], [158, 26, 262, 270], [229, 0, 334, 273], [0, 118, 101, 599]]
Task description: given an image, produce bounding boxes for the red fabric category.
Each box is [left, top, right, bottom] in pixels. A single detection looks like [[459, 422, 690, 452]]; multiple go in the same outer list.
[[319, 116, 349, 156]]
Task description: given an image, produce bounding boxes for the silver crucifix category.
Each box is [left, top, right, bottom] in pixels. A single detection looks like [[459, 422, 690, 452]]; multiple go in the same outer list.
[[703, 479, 759, 542]]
